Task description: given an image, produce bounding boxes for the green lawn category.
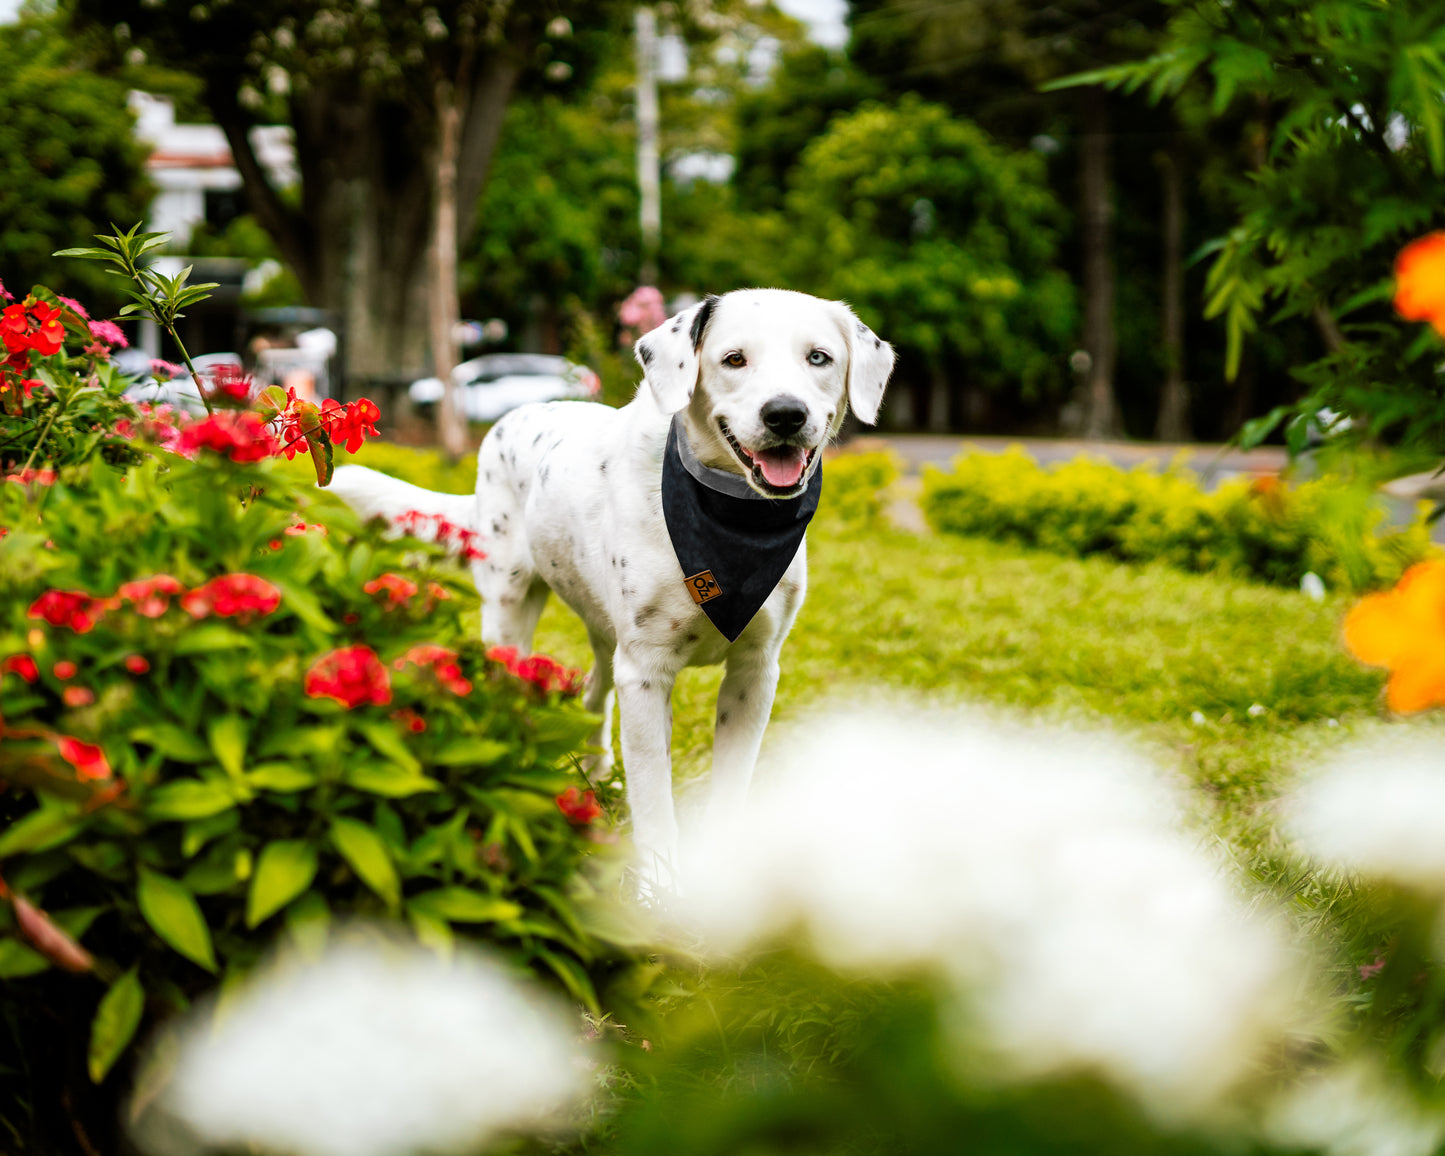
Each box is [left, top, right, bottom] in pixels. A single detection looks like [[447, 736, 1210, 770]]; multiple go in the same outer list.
[[517, 517, 1442, 865]]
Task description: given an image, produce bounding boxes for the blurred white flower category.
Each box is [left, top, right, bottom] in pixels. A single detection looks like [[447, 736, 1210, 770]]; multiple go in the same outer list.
[[131, 934, 586, 1156], [1288, 731, 1445, 892], [1264, 1060, 1445, 1156], [679, 705, 1302, 1117]]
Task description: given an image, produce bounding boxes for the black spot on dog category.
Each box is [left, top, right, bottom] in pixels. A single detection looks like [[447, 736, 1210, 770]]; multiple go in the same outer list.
[[641, 680, 652, 691], [509, 567, 522, 578], [689, 294, 718, 351], [678, 361, 684, 369], [550, 560, 559, 568], [639, 345, 653, 366], [634, 603, 660, 627], [669, 618, 681, 631], [492, 520, 503, 534], [874, 338, 881, 348], [672, 323, 680, 333], [685, 632, 698, 643], [856, 321, 867, 336], [539, 465, 550, 486], [620, 558, 627, 568], [599, 460, 607, 475], [738, 690, 748, 703], [719, 710, 730, 725], [533, 432, 543, 446], [484, 470, 493, 483], [611, 556, 617, 568]]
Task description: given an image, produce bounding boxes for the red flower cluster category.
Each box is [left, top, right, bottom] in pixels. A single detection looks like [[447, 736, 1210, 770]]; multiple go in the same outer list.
[[363, 573, 418, 606], [57, 737, 109, 780], [320, 397, 381, 453], [391, 707, 427, 733], [1, 654, 39, 683], [305, 645, 392, 708], [206, 363, 253, 404], [394, 510, 487, 562], [487, 646, 584, 696], [29, 589, 110, 633], [117, 574, 185, 618], [555, 786, 604, 826], [395, 643, 472, 695], [124, 654, 150, 675], [285, 519, 328, 537], [1, 300, 64, 357], [181, 573, 282, 620], [176, 411, 280, 463], [4, 468, 57, 486]]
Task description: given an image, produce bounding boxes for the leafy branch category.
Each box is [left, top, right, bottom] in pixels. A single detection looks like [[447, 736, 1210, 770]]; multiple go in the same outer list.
[[54, 224, 220, 415]]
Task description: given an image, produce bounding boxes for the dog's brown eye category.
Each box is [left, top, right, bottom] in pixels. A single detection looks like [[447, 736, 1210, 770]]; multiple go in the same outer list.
[[722, 351, 746, 368]]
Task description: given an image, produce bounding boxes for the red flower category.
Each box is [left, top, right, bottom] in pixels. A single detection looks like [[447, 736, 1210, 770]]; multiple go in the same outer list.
[[29, 590, 104, 633], [396, 643, 472, 695], [117, 574, 186, 618], [5, 467, 57, 486], [175, 411, 280, 463], [1, 654, 38, 683], [123, 654, 150, 675], [286, 520, 328, 537], [1395, 233, 1445, 337], [53, 660, 77, 680], [181, 573, 282, 620], [57, 736, 110, 781], [363, 573, 418, 606], [1, 304, 30, 354], [304, 645, 392, 708], [206, 363, 253, 404], [394, 509, 487, 562], [320, 397, 381, 453], [26, 302, 64, 356], [487, 646, 584, 695], [391, 707, 427, 733], [556, 786, 603, 826], [63, 686, 94, 707]]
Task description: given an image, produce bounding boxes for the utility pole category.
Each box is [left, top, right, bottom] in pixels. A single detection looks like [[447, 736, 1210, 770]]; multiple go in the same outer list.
[[635, 6, 661, 286]]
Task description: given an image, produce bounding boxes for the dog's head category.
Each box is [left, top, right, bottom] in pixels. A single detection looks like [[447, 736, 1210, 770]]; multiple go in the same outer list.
[[634, 289, 895, 497]]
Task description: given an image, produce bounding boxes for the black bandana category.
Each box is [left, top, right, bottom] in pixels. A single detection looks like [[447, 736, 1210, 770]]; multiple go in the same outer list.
[[661, 414, 821, 642]]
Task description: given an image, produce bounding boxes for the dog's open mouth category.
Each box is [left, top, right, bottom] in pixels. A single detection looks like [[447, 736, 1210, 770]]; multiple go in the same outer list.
[[719, 420, 817, 495]]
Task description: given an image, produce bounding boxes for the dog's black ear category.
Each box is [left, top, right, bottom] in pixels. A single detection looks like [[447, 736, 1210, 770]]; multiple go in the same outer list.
[[635, 296, 717, 414], [833, 303, 895, 425]]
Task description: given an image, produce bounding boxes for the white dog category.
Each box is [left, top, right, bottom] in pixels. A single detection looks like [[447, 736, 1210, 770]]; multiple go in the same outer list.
[[329, 289, 894, 882]]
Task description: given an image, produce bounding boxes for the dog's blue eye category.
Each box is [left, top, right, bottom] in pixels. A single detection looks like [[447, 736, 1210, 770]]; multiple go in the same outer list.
[[808, 350, 832, 366]]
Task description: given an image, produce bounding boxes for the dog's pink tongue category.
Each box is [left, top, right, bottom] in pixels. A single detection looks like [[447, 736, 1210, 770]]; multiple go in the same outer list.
[[757, 446, 807, 488]]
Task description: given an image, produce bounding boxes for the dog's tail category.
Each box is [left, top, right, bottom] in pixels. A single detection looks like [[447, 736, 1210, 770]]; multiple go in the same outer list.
[[328, 464, 478, 532]]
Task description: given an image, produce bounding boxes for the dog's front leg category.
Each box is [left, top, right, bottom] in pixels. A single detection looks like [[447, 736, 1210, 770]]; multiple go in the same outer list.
[[614, 646, 679, 886], [703, 648, 780, 840]]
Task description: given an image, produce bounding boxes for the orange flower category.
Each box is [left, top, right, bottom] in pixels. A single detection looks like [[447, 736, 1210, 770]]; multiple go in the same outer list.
[[1394, 233, 1445, 337], [1343, 560, 1445, 712]]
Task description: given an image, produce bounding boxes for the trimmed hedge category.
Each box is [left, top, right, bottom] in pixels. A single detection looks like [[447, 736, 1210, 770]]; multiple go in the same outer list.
[[921, 448, 1436, 593]]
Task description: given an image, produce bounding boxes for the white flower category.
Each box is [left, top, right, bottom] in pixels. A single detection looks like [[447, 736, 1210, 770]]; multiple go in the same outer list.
[[1288, 730, 1445, 892], [131, 934, 586, 1156], [1264, 1061, 1445, 1156], [679, 704, 1301, 1117]]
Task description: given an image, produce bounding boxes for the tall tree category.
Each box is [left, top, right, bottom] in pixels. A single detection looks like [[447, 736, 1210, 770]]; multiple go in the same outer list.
[[74, 0, 620, 452]]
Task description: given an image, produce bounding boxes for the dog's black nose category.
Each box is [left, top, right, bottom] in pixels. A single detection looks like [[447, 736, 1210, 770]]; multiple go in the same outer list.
[[761, 396, 808, 437]]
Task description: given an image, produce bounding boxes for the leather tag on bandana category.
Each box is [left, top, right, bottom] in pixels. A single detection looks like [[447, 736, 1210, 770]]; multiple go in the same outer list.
[[684, 571, 723, 604]]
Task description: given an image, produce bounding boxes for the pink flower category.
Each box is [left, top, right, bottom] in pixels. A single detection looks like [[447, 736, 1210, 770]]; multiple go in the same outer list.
[[87, 319, 127, 348], [618, 286, 667, 333], [57, 296, 89, 320], [62, 686, 95, 707], [149, 359, 185, 381]]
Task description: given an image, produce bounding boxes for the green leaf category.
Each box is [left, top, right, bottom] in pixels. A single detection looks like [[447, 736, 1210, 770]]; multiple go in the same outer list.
[[245, 763, 318, 792], [430, 738, 510, 768], [408, 909, 453, 958], [208, 715, 248, 778], [136, 868, 217, 972], [284, 891, 330, 959], [407, 888, 522, 924], [246, 840, 318, 928], [0, 939, 49, 978], [258, 725, 346, 760], [0, 806, 81, 858], [535, 947, 598, 1015], [344, 763, 440, 798], [173, 625, 253, 656], [88, 968, 145, 1083], [355, 720, 422, 774], [330, 818, 400, 910], [131, 725, 211, 763], [145, 779, 237, 822]]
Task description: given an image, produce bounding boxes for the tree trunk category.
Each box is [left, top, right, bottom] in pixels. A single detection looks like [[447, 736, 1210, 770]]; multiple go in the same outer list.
[[1079, 85, 1120, 439], [210, 57, 520, 407], [1154, 143, 1190, 442], [928, 361, 952, 433], [431, 76, 467, 459]]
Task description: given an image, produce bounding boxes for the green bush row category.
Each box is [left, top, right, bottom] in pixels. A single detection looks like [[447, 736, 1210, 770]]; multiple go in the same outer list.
[[817, 447, 903, 530], [921, 448, 1437, 593]]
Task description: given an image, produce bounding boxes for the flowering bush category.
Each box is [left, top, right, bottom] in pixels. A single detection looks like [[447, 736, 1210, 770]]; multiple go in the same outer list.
[[0, 318, 614, 1149]]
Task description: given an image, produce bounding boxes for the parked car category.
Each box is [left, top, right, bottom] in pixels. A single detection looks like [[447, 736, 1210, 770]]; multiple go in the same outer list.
[[408, 354, 601, 423]]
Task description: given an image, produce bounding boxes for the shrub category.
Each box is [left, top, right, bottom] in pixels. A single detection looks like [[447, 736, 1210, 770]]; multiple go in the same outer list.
[[921, 448, 1436, 593], [0, 444, 612, 1149], [817, 447, 902, 531]]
